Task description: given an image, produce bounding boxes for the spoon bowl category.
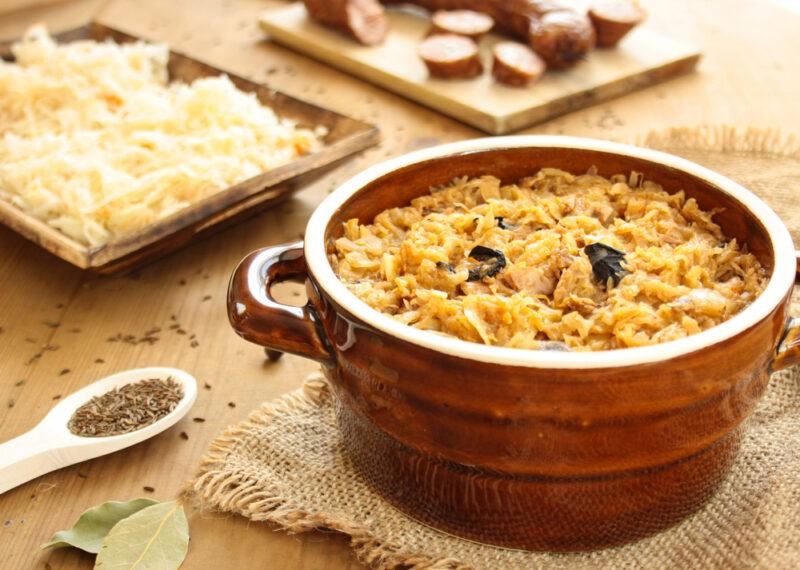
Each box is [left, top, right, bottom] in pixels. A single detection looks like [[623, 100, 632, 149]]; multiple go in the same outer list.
[[0, 367, 197, 494]]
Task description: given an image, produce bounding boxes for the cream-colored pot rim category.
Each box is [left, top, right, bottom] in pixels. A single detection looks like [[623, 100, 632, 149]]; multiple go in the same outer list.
[[305, 136, 795, 369]]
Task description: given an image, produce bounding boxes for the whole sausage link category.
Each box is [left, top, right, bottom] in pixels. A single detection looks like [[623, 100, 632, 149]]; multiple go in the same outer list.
[[386, 0, 570, 37]]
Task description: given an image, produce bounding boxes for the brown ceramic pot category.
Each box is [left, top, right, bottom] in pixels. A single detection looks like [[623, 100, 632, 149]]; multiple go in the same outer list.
[[228, 137, 800, 551]]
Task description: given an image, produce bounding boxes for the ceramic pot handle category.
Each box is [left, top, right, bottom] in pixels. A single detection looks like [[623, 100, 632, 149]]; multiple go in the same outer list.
[[771, 316, 800, 372], [228, 242, 332, 363], [772, 251, 800, 371]]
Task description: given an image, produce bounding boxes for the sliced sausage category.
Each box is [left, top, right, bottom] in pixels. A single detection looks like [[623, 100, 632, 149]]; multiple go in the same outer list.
[[588, 0, 646, 47], [303, 0, 389, 45], [429, 9, 495, 40], [310, 0, 603, 69], [529, 10, 596, 70], [304, 0, 603, 68], [407, 1, 598, 68], [492, 41, 545, 86], [419, 34, 484, 79]]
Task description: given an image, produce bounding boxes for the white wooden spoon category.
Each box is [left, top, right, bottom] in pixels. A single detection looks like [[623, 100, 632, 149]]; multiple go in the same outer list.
[[0, 367, 197, 495]]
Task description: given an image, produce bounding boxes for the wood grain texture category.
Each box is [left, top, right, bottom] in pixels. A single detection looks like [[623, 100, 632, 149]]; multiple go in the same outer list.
[[0, 0, 799, 568], [0, 22, 378, 273], [0, 0, 106, 40], [259, 3, 701, 134]]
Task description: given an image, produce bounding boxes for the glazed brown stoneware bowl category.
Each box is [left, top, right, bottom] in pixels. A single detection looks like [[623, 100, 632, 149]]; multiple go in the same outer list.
[[228, 137, 800, 551]]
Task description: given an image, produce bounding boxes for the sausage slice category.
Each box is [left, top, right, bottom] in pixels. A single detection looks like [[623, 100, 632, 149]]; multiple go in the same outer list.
[[529, 10, 596, 70], [419, 34, 484, 79], [492, 41, 546, 87], [429, 9, 495, 40], [303, 0, 389, 46], [588, 0, 647, 47]]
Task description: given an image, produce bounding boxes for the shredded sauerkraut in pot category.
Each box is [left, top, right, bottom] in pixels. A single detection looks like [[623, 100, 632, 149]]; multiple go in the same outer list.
[[332, 169, 768, 351], [0, 25, 324, 247]]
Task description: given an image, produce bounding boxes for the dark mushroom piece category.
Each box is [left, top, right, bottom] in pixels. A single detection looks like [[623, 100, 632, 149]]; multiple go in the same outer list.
[[584, 242, 629, 287], [467, 245, 507, 281], [495, 216, 518, 230]]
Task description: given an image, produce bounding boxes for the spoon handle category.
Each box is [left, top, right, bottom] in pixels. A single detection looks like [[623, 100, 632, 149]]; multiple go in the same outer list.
[[0, 427, 65, 495]]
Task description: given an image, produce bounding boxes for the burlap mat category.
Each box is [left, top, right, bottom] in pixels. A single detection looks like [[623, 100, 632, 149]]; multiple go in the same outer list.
[[636, 126, 800, 250], [190, 127, 800, 569]]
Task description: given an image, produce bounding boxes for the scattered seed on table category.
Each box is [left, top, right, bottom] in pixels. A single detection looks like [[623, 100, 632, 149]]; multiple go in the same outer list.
[[106, 332, 161, 345], [7, 399, 14, 408], [52, 395, 61, 400], [203, 382, 211, 390], [143, 486, 155, 493], [24, 338, 36, 344], [59, 368, 70, 376], [190, 340, 199, 348], [170, 314, 178, 321], [180, 431, 189, 440], [228, 402, 236, 408], [14, 379, 25, 387], [193, 417, 205, 423], [202, 295, 212, 302], [0, 327, 3, 334], [178, 279, 187, 286], [77, 473, 88, 479], [95, 358, 105, 364], [25, 353, 42, 365], [42, 321, 60, 329], [43, 344, 59, 352], [55, 303, 64, 309], [176, 329, 186, 335], [169, 324, 181, 330], [69, 328, 81, 333]]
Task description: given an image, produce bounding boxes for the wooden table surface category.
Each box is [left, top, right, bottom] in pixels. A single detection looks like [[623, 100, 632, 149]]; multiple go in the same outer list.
[[1, 1, 798, 568]]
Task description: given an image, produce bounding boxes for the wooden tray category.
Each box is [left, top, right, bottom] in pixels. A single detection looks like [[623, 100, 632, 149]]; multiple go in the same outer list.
[[0, 22, 379, 274], [260, 3, 701, 135]]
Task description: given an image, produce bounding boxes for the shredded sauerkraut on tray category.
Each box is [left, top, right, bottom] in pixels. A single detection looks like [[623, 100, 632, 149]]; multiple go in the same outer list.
[[332, 169, 769, 351], [0, 25, 324, 247]]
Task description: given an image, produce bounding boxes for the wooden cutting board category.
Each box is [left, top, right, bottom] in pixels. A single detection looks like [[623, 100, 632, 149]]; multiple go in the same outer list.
[[259, 3, 701, 134]]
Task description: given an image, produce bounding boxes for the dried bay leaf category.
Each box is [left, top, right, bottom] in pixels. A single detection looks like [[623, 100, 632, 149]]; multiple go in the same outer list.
[[41, 498, 158, 553], [94, 500, 189, 570]]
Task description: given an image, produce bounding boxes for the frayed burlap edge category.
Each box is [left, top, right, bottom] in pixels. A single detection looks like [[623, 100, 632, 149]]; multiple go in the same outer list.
[[188, 374, 464, 570], [634, 125, 800, 158]]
